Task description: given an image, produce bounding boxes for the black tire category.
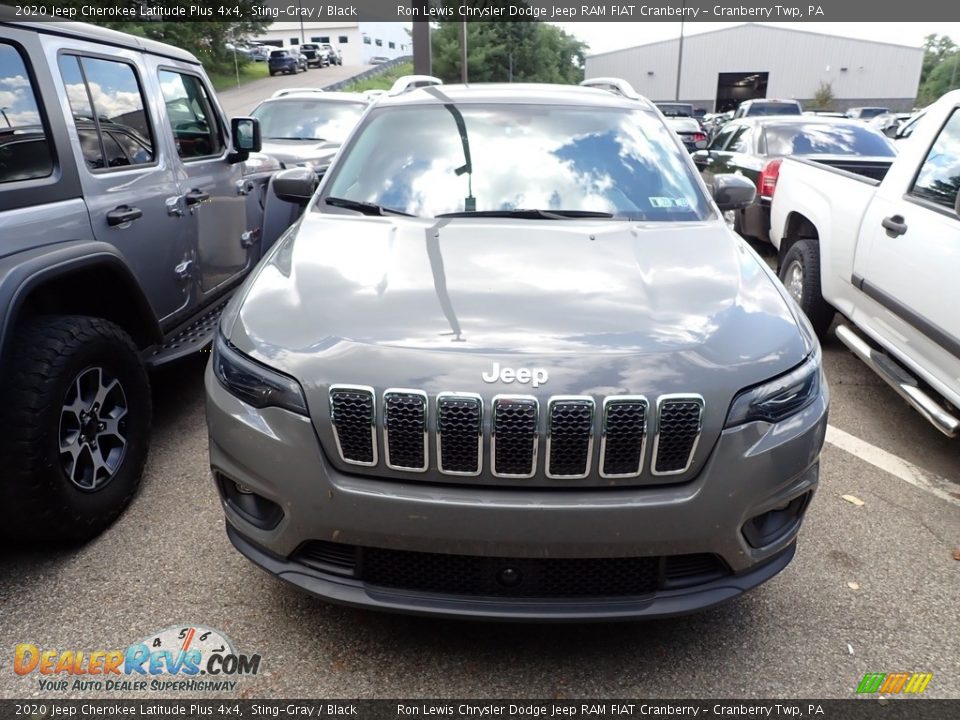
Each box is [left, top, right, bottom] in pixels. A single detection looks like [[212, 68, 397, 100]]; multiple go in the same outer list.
[[779, 239, 835, 339], [0, 316, 152, 543]]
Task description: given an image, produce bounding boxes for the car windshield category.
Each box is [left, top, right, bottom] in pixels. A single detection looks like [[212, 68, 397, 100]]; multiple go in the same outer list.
[[748, 103, 801, 116], [856, 108, 888, 119], [252, 100, 366, 142], [764, 123, 895, 156], [322, 103, 710, 220], [270, 51, 287, 59]]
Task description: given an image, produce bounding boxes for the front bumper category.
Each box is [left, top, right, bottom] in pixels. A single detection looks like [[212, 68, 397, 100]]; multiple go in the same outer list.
[[205, 362, 827, 620]]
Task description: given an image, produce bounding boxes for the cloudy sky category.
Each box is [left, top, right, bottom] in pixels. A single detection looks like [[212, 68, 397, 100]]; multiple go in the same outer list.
[[553, 22, 960, 54]]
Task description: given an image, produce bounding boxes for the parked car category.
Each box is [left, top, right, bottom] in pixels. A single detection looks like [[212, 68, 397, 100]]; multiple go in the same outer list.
[[845, 106, 889, 120], [887, 109, 927, 140], [733, 98, 803, 118], [693, 116, 895, 242], [321, 44, 343, 66], [368, 56, 390, 65], [0, 21, 267, 541], [205, 75, 827, 620], [249, 92, 369, 174], [872, 111, 917, 139], [655, 102, 697, 119], [268, 49, 307, 75], [298, 43, 329, 68], [770, 89, 960, 437]]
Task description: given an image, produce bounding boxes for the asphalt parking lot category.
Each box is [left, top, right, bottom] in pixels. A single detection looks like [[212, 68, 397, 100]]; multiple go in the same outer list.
[[1, 79, 958, 700], [217, 62, 372, 117]]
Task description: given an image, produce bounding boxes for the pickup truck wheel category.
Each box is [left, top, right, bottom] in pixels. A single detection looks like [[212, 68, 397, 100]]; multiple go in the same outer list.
[[779, 239, 835, 338], [0, 316, 151, 543]]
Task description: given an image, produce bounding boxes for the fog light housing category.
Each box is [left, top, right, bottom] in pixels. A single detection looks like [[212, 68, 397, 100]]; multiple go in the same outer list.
[[215, 472, 284, 530], [742, 491, 812, 548]]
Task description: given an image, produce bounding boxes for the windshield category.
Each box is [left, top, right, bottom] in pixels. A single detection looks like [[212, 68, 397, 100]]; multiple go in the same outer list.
[[764, 123, 895, 157], [251, 100, 366, 142], [657, 104, 694, 117], [322, 103, 710, 221], [748, 103, 801, 116]]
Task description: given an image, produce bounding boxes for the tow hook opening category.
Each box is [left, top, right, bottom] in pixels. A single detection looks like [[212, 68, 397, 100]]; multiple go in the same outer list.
[[215, 472, 284, 530], [742, 491, 813, 549]]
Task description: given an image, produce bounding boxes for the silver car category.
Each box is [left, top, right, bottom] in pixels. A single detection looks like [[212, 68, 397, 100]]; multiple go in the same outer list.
[[205, 77, 828, 620]]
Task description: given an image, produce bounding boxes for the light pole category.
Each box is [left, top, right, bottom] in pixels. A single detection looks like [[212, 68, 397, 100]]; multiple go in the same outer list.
[[1, 107, 10, 127], [460, 21, 468, 83], [674, 2, 685, 101], [297, 0, 305, 44]]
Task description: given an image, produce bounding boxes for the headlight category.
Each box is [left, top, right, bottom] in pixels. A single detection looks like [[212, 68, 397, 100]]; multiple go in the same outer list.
[[725, 348, 822, 427], [212, 333, 308, 416]]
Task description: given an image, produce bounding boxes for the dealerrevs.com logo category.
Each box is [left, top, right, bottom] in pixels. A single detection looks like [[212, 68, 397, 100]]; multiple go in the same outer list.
[[14, 625, 261, 693]]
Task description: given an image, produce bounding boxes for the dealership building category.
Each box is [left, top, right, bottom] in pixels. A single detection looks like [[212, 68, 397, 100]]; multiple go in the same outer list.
[[253, 22, 410, 65], [585, 24, 924, 112]]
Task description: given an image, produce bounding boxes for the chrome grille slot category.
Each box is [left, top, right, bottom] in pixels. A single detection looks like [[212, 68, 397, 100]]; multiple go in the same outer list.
[[653, 395, 704, 475], [383, 389, 428, 472], [491, 396, 539, 478], [600, 396, 648, 478], [546, 397, 595, 479], [329, 385, 376, 466], [436, 393, 483, 476]]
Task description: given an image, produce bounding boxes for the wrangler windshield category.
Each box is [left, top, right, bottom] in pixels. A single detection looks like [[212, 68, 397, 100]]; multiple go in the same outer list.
[[321, 103, 710, 220]]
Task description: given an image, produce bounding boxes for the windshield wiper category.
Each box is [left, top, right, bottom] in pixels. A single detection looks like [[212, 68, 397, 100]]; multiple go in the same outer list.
[[324, 196, 413, 217], [436, 209, 616, 220]]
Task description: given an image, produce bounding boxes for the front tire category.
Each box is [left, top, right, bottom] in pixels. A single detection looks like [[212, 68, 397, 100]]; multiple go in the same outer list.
[[0, 316, 152, 542], [779, 239, 835, 339]]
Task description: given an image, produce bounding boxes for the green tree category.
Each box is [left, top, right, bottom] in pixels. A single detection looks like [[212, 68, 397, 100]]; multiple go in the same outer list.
[[918, 53, 960, 106], [810, 81, 834, 110], [430, 5, 586, 84], [920, 34, 957, 84]]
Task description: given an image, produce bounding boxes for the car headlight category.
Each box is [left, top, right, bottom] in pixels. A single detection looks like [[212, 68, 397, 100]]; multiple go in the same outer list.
[[725, 347, 822, 427], [212, 333, 308, 416]]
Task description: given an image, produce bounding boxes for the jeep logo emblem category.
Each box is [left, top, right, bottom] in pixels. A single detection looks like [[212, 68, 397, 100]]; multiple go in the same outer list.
[[481, 362, 549, 388]]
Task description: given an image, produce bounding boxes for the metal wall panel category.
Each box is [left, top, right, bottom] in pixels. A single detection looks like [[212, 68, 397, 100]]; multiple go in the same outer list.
[[586, 24, 923, 111]]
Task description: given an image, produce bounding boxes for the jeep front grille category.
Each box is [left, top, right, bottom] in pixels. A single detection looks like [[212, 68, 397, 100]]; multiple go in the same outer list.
[[383, 389, 428, 472], [325, 389, 704, 481], [436, 393, 483, 475], [652, 395, 704, 475], [329, 385, 377, 466], [545, 397, 595, 479], [491, 396, 539, 478], [599, 396, 648, 478]]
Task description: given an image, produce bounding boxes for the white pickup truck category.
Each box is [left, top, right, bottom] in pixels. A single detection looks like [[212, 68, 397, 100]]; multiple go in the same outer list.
[[770, 90, 960, 437]]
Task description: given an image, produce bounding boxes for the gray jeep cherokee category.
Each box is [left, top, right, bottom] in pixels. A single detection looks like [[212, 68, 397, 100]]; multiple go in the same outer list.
[[206, 77, 829, 620]]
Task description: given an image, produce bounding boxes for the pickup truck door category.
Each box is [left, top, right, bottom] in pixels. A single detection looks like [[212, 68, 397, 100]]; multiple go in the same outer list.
[[852, 105, 960, 355], [149, 60, 251, 301], [50, 44, 192, 322]]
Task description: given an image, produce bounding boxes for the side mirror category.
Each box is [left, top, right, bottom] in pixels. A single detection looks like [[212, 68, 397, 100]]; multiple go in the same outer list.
[[272, 167, 318, 205], [229, 117, 261, 163], [712, 174, 756, 211], [691, 149, 711, 165]]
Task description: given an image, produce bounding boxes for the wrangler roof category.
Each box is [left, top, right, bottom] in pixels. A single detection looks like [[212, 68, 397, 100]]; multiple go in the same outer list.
[[3, 20, 199, 65]]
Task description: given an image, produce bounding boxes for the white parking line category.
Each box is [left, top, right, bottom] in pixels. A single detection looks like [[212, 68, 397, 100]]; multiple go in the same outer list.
[[825, 424, 960, 507]]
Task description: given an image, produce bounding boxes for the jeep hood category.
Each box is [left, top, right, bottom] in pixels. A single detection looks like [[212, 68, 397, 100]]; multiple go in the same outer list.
[[227, 214, 810, 389], [258, 139, 340, 169]]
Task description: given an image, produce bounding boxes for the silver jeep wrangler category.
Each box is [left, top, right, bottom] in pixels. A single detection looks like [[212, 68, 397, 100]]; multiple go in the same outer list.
[[0, 21, 264, 541]]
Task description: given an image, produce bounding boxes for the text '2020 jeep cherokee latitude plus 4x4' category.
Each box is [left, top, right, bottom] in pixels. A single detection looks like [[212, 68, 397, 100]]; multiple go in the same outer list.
[[206, 77, 829, 620]]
